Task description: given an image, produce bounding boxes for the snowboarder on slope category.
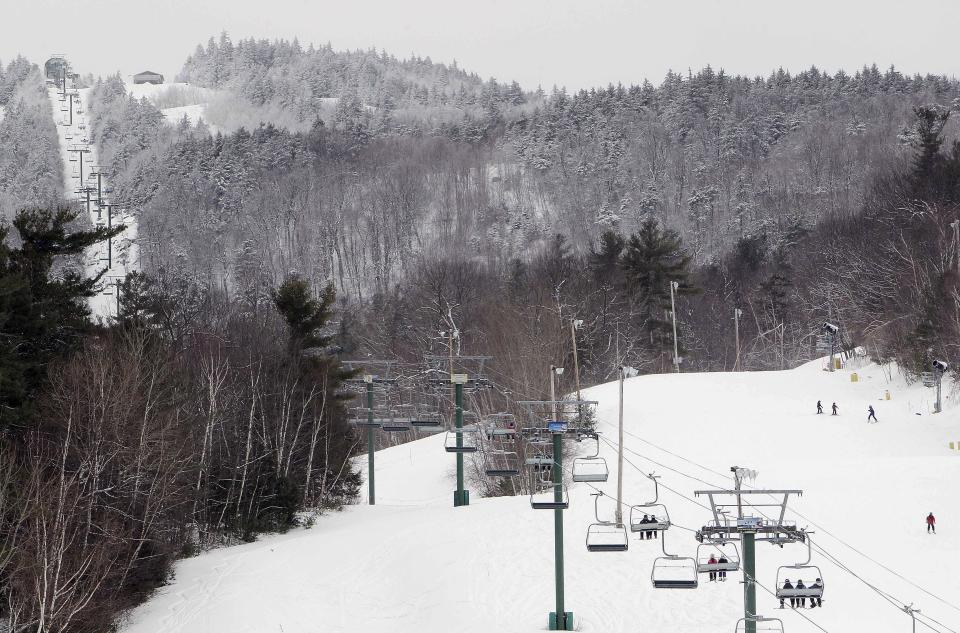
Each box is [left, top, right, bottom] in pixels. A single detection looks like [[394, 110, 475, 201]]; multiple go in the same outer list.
[[708, 554, 718, 582], [817, 400, 823, 414], [867, 405, 878, 423], [831, 402, 838, 416], [927, 512, 936, 534]]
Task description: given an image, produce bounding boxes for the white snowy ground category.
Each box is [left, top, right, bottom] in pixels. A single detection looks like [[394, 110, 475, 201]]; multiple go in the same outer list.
[[47, 85, 139, 320], [122, 356, 960, 633], [126, 81, 218, 133]]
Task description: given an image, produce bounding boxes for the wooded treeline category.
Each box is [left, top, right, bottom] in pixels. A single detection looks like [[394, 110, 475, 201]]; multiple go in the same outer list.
[[0, 58, 63, 219], [0, 209, 361, 632], [85, 41, 960, 384]]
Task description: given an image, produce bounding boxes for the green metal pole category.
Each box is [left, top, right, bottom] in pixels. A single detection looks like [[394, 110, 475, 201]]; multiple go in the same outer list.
[[743, 531, 757, 633], [367, 382, 375, 506], [453, 381, 469, 506], [550, 431, 571, 629]]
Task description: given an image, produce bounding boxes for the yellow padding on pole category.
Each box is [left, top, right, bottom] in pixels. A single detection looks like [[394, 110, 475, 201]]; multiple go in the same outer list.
[[851, 372, 858, 382]]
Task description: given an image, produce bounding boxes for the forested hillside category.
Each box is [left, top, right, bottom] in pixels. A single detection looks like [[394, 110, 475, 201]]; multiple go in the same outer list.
[[84, 37, 960, 385], [0, 57, 63, 218], [2, 36, 960, 633]]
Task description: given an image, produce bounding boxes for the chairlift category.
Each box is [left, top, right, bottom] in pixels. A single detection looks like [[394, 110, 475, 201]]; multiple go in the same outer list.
[[651, 533, 698, 588], [696, 542, 740, 575], [444, 428, 479, 453], [572, 433, 609, 483], [585, 492, 628, 552], [410, 410, 442, 428], [348, 407, 381, 428], [629, 474, 671, 533], [484, 449, 520, 477], [380, 408, 413, 432], [530, 480, 569, 510], [735, 616, 785, 633], [775, 536, 824, 605]]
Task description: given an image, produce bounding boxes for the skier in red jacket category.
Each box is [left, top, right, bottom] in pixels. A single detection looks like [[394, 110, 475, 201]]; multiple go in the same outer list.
[[927, 512, 936, 534]]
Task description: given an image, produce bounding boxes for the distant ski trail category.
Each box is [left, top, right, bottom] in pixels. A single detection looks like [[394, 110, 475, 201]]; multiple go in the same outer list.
[[47, 82, 139, 320]]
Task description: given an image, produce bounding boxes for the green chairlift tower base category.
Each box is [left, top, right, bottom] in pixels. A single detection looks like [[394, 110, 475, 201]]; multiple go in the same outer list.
[[549, 611, 574, 631]]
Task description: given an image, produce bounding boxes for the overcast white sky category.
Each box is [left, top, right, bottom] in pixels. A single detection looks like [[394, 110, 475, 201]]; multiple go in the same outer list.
[[2, 0, 958, 90]]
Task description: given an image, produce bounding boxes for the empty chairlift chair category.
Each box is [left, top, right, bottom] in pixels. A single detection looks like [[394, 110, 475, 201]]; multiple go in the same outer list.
[[484, 449, 521, 477], [444, 427, 479, 453], [735, 617, 785, 633], [529, 469, 569, 510], [349, 407, 381, 429], [572, 433, 609, 483], [651, 534, 698, 589], [585, 492, 628, 552], [410, 406, 443, 428]]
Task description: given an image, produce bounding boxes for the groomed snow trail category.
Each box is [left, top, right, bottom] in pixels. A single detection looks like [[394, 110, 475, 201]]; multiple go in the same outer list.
[[122, 357, 960, 633], [47, 82, 139, 319]]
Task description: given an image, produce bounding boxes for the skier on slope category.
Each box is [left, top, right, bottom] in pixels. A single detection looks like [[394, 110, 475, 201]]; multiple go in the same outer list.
[[927, 512, 936, 534], [831, 402, 838, 416], [817, 400, 824, 414], [867, 405, 878, 423]]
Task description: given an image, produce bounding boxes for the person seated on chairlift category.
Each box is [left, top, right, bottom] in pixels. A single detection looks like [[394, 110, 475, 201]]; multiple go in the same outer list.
[[718, 554, 729, 581], [810, 578, 823, 608], [796, 579, 807, 608], [707, 554, 718, 582], [781, 579, 794, 609], [647, 515, 659, 539], [637, 515, 649, 540]]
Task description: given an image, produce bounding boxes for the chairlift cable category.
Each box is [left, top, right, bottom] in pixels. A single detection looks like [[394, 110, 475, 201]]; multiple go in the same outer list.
[[604, 429, 960, 617]]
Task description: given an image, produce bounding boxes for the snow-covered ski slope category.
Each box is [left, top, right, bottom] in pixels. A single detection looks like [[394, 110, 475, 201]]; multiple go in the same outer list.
[[47, 84, 139, 319], [122, 356, 960, 633]]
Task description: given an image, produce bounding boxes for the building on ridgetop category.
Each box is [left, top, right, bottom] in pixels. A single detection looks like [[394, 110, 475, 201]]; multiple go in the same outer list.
[[133, 71, 164, 85]]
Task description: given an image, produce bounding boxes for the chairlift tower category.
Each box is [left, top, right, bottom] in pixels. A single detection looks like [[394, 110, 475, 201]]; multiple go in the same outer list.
[[68, 145, 91, 183], [342, 360, 398, 506], [517, 397, 598, 631], [695, 467, 805, 633], [425, 353, 493, 507]]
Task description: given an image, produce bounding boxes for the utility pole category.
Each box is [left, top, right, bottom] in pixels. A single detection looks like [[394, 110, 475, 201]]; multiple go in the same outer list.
[[670, 280, 680, 373], [615, 366, 625, 526], [570, 319, 583, 424], [734, 307, 743, 371], [365, 375, 376, 505]]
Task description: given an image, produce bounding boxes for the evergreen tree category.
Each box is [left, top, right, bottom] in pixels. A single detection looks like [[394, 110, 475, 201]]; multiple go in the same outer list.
[[0, 207, 123, 433], [619, 219, 696, 361]]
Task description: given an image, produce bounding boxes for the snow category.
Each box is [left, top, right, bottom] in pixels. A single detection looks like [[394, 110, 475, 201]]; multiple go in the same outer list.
[[126, 82, 217, 134], [47, 86, 139, 320], [161, 104, 216, 133], [121, 356, 960, 633]]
